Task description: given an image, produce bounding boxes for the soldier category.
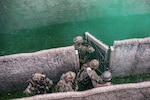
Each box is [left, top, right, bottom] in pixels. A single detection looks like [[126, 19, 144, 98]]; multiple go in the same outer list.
[[77, 59, 112, 88], [73, 36, 95, 64], [56, 71, 78, 92], [77, 59, 100, 85], [23, 73, 53, 95], [86, 67, 112, 88]]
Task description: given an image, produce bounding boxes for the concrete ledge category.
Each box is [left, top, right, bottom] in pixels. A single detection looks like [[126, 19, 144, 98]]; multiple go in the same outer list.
[[114, 37, 150, 46], [15, 81, 150, 100]]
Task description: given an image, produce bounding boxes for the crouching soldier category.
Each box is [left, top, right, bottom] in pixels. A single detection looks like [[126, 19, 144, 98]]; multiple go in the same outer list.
[[77, 59, 112, 88], [76, 59, 100, 90], [23, 73, 53, 95], [86, 67, 112, 88], [73, 36, 95, 64], [77, 59, 100, 85], [56, 71, 78, 92]]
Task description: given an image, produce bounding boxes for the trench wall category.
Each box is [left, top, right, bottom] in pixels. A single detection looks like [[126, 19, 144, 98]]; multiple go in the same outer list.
[[110, 37, 150, 77], [0, 46, 79, 93], [15, 81, 150, 100], [1, 37, 150, 99]]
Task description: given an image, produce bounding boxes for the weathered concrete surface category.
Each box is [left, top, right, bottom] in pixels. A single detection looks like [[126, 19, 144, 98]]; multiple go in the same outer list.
[[0, 46, 79, 93], [14, 81, 150, 100], [110, 37, 150, 77]]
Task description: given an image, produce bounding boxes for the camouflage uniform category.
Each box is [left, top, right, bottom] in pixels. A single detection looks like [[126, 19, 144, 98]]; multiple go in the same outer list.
[[77, 59, 112, 88], [56, 71, 78, 92], [24, 73, 53, 95], [73, 36, 95, 64], [87, 68, 112, 88], [77, 59, 99, 85]]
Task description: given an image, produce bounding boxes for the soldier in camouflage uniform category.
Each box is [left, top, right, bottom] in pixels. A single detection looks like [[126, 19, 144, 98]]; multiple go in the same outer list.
[[77, 59, 100, 85], [73, 36, 95, 64], [56, 71, 78, 92], [86, 67, 112, 88], [77, 59, 112, 88], [23, 73, 53, 95]]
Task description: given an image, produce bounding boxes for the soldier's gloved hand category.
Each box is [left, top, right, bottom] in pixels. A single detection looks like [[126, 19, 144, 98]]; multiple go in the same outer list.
[[86, 67, 92, 74], [105, 82, 111, 86], [87, 67, 94, 78], [88, 46, 95, 53]]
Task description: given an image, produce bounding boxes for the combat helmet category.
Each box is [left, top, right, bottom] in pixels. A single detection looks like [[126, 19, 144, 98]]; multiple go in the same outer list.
[[65, 71, 76, 82], [89, 59, 100, 70], [101, 71, 112, 82], [32, 73, 46, 83], [73, 36, 84, 44]]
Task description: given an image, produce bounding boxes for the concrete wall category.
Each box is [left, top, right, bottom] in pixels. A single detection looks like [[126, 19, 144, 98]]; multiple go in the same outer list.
[[110, 37, 150, 77], [0, 46, 79, 93], [14, 81, 150, 100]]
